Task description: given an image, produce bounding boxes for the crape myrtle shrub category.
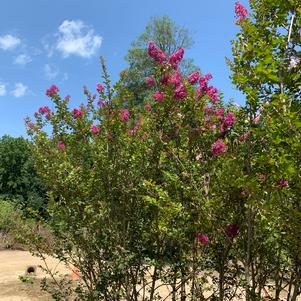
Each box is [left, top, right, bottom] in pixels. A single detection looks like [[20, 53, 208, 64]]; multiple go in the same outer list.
[[24, 1, 301, 300], [26, 45, 239, 300]]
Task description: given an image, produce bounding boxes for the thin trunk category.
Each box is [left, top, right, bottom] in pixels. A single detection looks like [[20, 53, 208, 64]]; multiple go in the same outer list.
[[149, 266, 158, 301], [180, 267, 186, 301], [219, 262, 225, 301], [245, 208, 252, 301], [291, 267, 301, 301]]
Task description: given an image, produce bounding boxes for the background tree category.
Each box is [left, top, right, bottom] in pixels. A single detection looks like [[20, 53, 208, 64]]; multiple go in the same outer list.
[[123, 16, 198, 105], [0, 135, 46, 217]]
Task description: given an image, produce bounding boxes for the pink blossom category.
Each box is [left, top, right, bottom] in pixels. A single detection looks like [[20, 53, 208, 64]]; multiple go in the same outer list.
[[57, 140, 65, 150], [45, 112, 52, 120], [148, 41, 166, 64], [168, 48, 184, 68], [96, 83, 104, 93], [206, 86, 219, 103], [26, 121, 35, 130], [170, 71, 182, 87], [73, 108, 84, 118], [198, 233, 209, 244], [188, 71, 200, 84], [254, 114, 260, 124], [153, 91, 165, 102], [38, 106, 51, 115], [120, 108, 130, 121], [195, 87, 202, 99], [235, 2, 249, 22], [97, 99, 104, 107], [204, 107, 213, 114], [224, 112, 235, 128], [225, 224, 239, 238], [205, 73, 213, 81], [139, 133, 146, 141], [199, 73, 213, 93], [259, 173, 267, 183], [144, 103, 152, 111], [34, 112, 39, 118], [128, 123, 140, 136], [90, 125, 100, 135], [146, 76, 155, 86], [279, 179, 289, 189], [46, 85, 59, 97], [214, 108, 224, 118], [211, 139, 227, 156], [64, 95, 71, 101], [174, 84, 187, 100], [161, 73, 170, 85], [239, 131, 251, 142]]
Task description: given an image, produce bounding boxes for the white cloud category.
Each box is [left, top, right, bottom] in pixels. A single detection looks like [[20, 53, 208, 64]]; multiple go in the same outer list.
[[14, 54, 32, 66], [0, 83, 7, 96], [62, 73, 69, 81], [11, 83, 28, 98], [56, 20, 102, 58], [44, 64, 59, 80], [0, 34, 21, 50]]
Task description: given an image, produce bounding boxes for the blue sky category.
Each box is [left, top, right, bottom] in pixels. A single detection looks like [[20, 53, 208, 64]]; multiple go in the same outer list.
[[0, 0, 248, 137]]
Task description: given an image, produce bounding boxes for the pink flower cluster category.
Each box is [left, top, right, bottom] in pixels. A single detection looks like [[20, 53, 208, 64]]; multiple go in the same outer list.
[[96, 83, 104, 93], [223, 112, 235, 128], [46, 85, 59, 97], [199, 74, 213, 92], [235, 2, 249, 22], [73, 108, 84, 118], [90, 125, 100, 135], [144, 103, 152, 111], [211, 139, 227, 156], [259, 173, 267, 183], [146, 76, 155, 86], [188, 71, 200, 85], [198, 233, 209, 245], [206, 86, 219, 103], [26, 120, 38, 131], [161, 73, 170, 85], [148, 42, 184, 69], [239, 131, 251, 142], [120, 108, 130, 122], [38, 106, 51, 114], [170, 71, 182, 86], [174, 84, 187, 100], [148, 42, 166, 64], [38, 106, 52, 120], [168, 48, 184, 69], [128, 122, 140, 136], [97, 99, 104, 107], [153, 91, 165, 102], [196, 74, 219, 103], [57, 140, 65, 150], [279, 179, 289, 189], [225, 224, 239, 238], [204, 107, 235, 134]]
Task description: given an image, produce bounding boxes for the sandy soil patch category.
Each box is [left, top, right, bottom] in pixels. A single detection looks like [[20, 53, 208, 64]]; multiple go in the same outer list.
[[0, 250, 70, 301]]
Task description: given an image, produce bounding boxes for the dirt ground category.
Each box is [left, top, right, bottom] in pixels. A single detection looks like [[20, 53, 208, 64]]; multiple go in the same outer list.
[[1, 250, 300, 301], [0, 250, 70, 301]]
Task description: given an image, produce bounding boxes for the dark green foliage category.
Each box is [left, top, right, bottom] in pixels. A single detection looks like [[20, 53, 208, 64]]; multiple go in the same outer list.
[[0, 135, 46, 217]]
